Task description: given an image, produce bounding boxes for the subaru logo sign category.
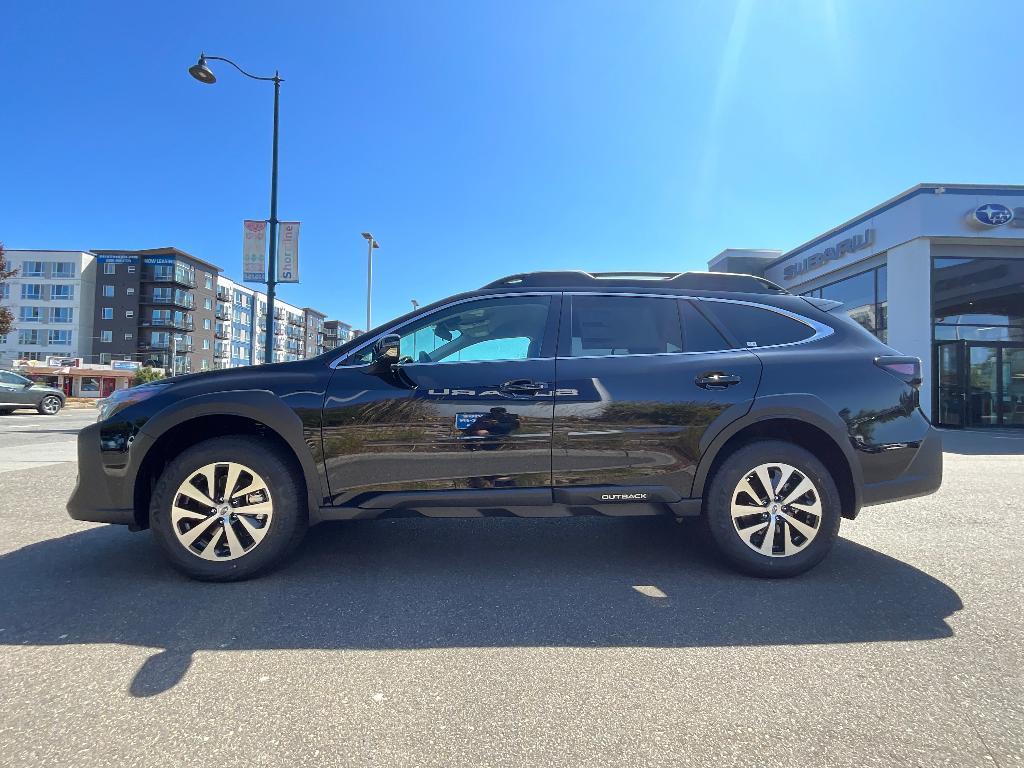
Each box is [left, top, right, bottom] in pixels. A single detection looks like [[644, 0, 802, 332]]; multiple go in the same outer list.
[[972, 203, 1014, 227]]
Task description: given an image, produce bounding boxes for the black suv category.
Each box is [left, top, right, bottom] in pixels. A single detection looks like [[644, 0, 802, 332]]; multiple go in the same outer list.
[[68, 271, 942, 580]]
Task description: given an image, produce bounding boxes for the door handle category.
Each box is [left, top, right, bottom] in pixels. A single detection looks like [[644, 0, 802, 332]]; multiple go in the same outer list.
[[695, 372, 742, 390], [501, 379, 547, 394]]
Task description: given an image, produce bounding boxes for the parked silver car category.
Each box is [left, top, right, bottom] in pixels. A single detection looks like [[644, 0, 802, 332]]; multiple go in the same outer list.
[[0, 370, 65, 415]]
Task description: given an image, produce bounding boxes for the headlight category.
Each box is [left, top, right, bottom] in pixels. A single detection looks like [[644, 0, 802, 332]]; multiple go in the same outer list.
[[97, 383, 169, 423]]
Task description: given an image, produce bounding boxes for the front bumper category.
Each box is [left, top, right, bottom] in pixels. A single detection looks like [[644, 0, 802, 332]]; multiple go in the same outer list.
[[860, 426, 943, 507], [66, 421, 136, 526]]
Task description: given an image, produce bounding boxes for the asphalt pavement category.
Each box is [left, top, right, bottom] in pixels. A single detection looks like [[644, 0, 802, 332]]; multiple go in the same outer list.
[[0, 411, 1021, 767]]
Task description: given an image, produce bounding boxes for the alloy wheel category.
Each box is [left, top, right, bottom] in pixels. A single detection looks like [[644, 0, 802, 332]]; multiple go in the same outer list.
[[41, 396, 61, 414], [730, 461, 822, 558], [171, 461, 274, 561]]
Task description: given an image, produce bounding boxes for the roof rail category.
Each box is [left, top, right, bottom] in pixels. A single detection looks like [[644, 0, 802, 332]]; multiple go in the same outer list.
[[482, 270, 788, 294]]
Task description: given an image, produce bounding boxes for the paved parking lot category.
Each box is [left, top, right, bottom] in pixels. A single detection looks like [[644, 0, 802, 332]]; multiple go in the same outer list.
[[0, 411, 1021, 767]]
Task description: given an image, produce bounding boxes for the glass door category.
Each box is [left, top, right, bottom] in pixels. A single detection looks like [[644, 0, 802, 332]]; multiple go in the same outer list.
[[1000, 347, 1024, 427], [966, 345, 1000, 426], [935, 341, 964, 427]]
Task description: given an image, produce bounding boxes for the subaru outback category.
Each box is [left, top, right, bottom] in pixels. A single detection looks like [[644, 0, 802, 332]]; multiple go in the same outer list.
[[67, 271, 942, 580]]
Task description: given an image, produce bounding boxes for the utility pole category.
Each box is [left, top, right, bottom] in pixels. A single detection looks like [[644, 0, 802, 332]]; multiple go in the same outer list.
[[361, 232, 379, 331]]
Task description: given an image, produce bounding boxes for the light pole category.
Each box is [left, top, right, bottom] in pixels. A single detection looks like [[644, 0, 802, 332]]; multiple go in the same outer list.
[[361, 232, 379, 331], [411, 299, 420, 311], [189, 53, 282, 366]]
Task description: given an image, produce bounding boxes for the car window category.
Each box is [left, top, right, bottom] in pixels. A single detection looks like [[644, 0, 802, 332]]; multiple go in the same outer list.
[[680, 300, 729, 352], [347, 296, 551, 365], [566, 295, 682, 357], [700, 301, 815, 347], [0, 371, 29, 386]]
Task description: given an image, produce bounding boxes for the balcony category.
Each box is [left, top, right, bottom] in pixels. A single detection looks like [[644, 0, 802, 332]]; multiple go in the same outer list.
[[288, 315, 303, 327], [139, 341, 193, 353], [142, 271, 197, 288], [214, 348, 230, 358], [140, 293, 195, 310], [215, 329, 230, 340], [140, 318, 194, 332], [215, 308, 232, 321], [216, 288, 232, 301]]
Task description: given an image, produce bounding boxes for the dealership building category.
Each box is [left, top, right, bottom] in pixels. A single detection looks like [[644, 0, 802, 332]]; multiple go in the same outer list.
[[710, 184, 1024, 430]]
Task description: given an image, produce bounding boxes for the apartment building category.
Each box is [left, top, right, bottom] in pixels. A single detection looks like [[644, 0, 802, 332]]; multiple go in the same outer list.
[[90, 248, 220, 374], [0, 250, 96, 367], [323, 319, 356, 349], [303, 308, 327, 358]]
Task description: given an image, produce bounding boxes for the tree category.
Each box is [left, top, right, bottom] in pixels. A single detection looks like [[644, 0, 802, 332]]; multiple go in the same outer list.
[[0, 243, 17, 337], [133, 367, 166, 386]]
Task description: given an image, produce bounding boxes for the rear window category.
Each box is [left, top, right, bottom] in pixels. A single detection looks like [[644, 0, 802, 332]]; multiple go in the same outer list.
[[566, 295, 682, 356], [701, 301, 815, 348]]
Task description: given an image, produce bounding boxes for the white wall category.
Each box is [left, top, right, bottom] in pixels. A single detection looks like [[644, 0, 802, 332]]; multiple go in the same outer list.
[[885, 238, 934, 418]]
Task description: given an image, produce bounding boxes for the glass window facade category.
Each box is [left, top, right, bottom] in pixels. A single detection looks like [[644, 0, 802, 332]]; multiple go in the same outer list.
[[802, 266, 887, 342], [932, 257, 1024, 342]]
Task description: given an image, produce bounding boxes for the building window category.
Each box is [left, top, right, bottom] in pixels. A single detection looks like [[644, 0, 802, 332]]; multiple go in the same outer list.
[[47, 330, 72, 346], [52, 262, 75, 278], [125, 310, 134, 318], [104, 263, 116, 275], [51, 284, 74, 301], [932, 257, 1024, 341], [101, 307, 113, 320], [125, 332, 134, 341], [0, 284, 7, 300], [204, 318, 211, 330], [103, 285, 115, 297], [21, 284, 42, 300], [204, 273, 213, 289], [50, 307, 73, 323], [18, 330, 41, 345], [127, 287, 135, 295], [202, 339, 210, 350], [19, 306, 43, 323], [22, 261, 44, 277], [127, 265, 136, 273], [201, 359, 209, 370], [100, 330, 113, 343], [804, 265, 888, 343], [204, 298, 212, 310]]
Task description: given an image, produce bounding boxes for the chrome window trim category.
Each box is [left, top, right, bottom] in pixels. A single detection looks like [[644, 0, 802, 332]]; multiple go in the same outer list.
[[329, 290, 834, 369]]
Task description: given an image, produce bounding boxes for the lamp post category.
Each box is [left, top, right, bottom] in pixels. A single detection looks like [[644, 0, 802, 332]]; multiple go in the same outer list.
[[361, 232, 379, 331], [188, 53, 282, 366]]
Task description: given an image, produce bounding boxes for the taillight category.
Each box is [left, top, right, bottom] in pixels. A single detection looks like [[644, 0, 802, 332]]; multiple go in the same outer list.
[[875, 356, 922, 388]]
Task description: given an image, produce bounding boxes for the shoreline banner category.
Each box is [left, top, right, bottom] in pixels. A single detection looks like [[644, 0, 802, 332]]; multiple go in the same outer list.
[[277, 222, 300, 283], [243, 220, 267, 283]]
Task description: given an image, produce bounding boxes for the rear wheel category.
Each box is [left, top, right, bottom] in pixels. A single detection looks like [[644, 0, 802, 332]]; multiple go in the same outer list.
[[150, 436, 307, 581], [0, 408, 13, 415], [37, 396, 62, 415], [704, 440, 840, 578]]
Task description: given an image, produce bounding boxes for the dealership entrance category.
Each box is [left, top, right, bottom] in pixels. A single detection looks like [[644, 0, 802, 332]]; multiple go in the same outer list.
[[936, 341, 1024, 428]]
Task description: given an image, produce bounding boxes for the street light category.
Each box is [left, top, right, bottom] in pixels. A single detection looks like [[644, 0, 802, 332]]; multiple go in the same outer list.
[[361, 232, 379, 331], [188, 52, 283, 366]]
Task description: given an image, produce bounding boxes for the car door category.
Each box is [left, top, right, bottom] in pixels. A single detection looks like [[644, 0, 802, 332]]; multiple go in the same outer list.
[[322, 293, 560, 509], [551, 294, 762, 506], [0, 371, 35, 406]]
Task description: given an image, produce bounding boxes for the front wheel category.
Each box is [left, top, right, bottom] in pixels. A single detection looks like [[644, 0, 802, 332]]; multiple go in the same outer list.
[[150, 436, 308, 581], [704, 440, 841, 578], [38, 396, 62, 415]]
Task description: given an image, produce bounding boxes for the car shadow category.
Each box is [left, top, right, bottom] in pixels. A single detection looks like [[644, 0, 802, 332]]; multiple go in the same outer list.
[[0, 517, 962, 697]]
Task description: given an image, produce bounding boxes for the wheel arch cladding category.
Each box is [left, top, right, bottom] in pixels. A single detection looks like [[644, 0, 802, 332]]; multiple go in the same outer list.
[[693, 397, 862, 520], [131, 391, 323, 530]]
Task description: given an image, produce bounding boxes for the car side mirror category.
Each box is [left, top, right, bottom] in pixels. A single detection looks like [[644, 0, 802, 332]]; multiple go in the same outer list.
[[366, 334, 402, 375], [24, 382, 34, 389]]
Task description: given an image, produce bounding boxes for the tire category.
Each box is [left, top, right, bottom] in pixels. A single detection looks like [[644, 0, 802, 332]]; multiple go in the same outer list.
[[0, 408, 13, 415], [703, 440, 841, 578], [37, 396, 63, 415], [149, 436, 308, 581]]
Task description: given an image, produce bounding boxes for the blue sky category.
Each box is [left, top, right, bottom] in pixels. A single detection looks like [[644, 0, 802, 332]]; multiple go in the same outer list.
[[2, 1, 1022, 326]]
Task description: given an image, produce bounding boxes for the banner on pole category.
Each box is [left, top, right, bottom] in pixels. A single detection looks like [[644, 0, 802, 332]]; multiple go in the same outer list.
[[242, 220, 267, 283], [277, 222, 300, 283]]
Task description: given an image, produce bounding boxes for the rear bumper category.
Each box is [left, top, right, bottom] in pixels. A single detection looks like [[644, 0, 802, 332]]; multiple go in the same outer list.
[[860, 426, 943, 507], [66, 421, 136, 526]]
